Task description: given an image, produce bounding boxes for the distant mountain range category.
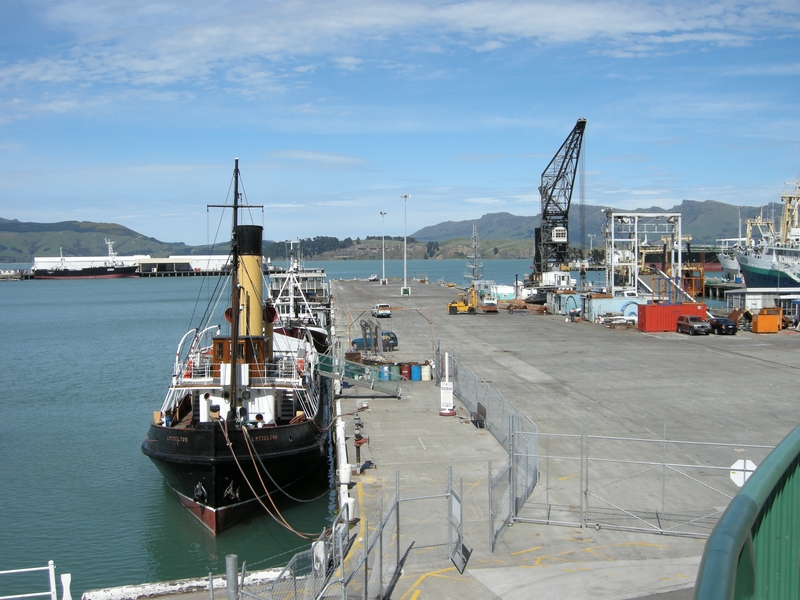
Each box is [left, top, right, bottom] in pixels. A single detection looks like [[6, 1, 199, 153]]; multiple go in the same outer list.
[[412, 200, 782, 245], [0, 198, 781, 263]]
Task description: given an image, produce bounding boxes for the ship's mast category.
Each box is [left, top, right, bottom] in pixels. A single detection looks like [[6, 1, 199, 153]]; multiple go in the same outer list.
[[229, 159, 241, 424]]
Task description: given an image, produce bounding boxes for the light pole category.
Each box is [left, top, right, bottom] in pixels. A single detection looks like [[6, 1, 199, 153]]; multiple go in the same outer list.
[[738, 206, 743, 245], [588, 234, 596, 258], [380, 211, 387, 285], [400, 195, 410, 295]]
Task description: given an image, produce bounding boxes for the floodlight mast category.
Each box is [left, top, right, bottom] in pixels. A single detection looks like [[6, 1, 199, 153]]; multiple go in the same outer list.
[[533, 119, 586, 274]]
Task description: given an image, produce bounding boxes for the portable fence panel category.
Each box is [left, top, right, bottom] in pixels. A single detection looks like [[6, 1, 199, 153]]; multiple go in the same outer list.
[[489, 460, 512, 551], [255, 549, 316, 600], [438, 346, 521, 454], [514, 432, 583, 527], [483, 385, 512, 451], [512, 417, 539, 515], [396, 494, 450, 571], [342, 531, 371, 600], [585, 436, 775, 536], [370, 500, 401, 599]]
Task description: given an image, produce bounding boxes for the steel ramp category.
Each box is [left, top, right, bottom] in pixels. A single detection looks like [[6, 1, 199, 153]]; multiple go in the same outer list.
[[318, 354, 401, 397]]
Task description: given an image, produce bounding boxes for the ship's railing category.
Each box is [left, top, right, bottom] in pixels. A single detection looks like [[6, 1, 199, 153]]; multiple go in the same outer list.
[[177, 354, 307, 383], [694, 424, 800, 600], [0, 561, 70, 600]]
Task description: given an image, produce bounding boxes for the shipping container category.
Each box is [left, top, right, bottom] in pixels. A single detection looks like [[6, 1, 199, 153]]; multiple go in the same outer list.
[[637, 303, 707, 333]]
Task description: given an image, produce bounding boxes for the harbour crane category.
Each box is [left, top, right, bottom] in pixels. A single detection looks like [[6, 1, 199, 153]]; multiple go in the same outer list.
[[533, 119, 586, 275]]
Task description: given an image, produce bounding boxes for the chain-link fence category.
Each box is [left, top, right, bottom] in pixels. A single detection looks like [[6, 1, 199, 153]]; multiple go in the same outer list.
[[242, 470, 454, 600], [434, 341, 776, 545], [488, 459, 512, 552], [434, 343, 539, 549], [515, 422, 775, 537]]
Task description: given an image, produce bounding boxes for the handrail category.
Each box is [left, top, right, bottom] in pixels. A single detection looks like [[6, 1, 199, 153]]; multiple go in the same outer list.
[[0, 561, 62, 600], [694, 424, 800, 599]]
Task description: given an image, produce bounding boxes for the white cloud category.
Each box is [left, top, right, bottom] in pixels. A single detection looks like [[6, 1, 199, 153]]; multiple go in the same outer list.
[[268, 149, 369, 169], [473, 40, 505, 52], [333, 56, 364, 71], [3, 0, 797, 99]]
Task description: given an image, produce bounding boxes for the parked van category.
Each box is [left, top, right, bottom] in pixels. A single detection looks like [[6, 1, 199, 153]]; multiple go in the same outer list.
[[676, 315, 710, 335], [351, 331, 398, 351]]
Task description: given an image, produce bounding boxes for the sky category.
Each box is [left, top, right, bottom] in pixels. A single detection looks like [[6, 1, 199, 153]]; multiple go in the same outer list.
[[0, 0, 798, 246]]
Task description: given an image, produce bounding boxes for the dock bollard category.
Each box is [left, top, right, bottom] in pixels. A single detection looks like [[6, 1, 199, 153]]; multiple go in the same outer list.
[[226, 555, 238, 600]]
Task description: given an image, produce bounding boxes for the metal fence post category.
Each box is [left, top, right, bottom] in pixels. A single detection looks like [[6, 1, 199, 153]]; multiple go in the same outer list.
[[447, 465, 453, 554], [208, 573, 215, 600], [395, 470, 401, 565], [379, 496, 384, 597], [509, 413, 516, 517], [546, 433, 550, 509], [580, 418, 587, 528], [662, 425, 667, 522], [340, 520, 346, 600], [488, 460, 493, 551], [363, 516, 369, 600], [48, 561, 56, 600], [460, 477, 464, 555], [225, 555, 238, 600]]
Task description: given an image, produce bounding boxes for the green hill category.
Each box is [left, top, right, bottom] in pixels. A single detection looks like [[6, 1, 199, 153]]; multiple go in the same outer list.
[[0, 218, 196, 263], [0, 198, 783, 263]]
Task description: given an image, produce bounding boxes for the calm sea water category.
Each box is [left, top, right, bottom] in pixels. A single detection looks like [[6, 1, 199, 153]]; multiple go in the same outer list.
[[279, 257, 537, 286]]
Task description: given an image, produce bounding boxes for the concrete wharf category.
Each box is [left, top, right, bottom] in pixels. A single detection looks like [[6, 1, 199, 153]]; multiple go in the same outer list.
[[329, 279, 798, 599]]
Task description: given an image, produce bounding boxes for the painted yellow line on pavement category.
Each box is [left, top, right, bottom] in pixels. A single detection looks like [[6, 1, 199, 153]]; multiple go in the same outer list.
[[398, 567, 457, 600], [510, 545, 543, 556]]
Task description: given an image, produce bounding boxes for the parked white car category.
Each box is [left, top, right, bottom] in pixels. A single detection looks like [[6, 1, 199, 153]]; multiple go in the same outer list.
[[371, 303, 392, 318]]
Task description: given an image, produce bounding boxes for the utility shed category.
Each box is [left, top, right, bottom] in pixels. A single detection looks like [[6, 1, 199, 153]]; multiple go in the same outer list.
[[586, 295, 645, 324]]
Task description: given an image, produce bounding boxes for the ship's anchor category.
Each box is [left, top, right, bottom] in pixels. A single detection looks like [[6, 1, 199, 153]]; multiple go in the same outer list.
[[194, 482, 207, 503], [224, 481, 240, 501]]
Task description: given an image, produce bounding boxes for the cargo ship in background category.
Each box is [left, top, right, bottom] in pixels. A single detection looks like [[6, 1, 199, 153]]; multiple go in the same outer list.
[[735, 179, 800, 290], [639, 245, 721, 273], [32, 239, 145, 279]]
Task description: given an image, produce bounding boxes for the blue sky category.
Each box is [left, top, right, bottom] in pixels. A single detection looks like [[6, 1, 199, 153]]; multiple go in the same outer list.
[[0, 0, 798, 245]]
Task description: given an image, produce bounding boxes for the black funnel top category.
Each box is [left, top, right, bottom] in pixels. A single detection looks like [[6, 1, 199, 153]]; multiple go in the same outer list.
[[237, 225, 263, 256]]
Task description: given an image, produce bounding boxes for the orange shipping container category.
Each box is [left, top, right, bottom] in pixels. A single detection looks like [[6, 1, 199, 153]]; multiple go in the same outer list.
[[752, 314, 780, 333], [638, 303, 707, 333]]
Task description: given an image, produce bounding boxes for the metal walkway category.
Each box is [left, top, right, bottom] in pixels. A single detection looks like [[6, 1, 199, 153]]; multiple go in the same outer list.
[[318, 354, 402, 397]]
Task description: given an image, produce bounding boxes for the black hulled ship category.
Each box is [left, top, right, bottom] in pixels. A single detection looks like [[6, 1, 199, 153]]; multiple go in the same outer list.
[[142, 159, 330, 533]]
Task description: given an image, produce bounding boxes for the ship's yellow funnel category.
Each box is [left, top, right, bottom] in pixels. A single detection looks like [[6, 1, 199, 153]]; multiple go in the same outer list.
[[237, 226, 263, 338]]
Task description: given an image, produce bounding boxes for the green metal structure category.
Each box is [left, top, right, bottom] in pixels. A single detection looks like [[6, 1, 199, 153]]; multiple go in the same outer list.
[[694, 424, 800, 599]]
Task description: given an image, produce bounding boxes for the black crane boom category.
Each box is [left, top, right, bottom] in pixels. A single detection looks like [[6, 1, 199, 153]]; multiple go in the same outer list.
[[534, 118, 586, 274]]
